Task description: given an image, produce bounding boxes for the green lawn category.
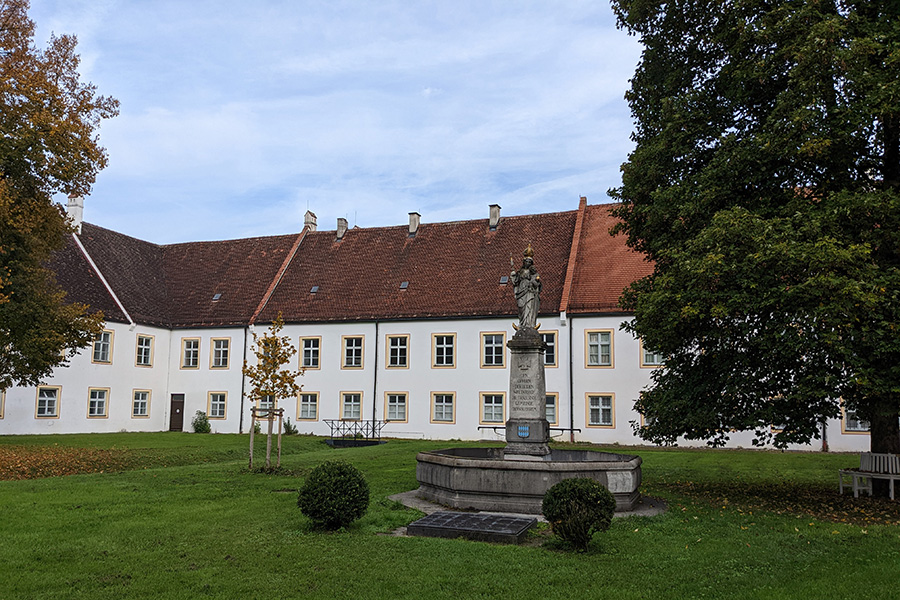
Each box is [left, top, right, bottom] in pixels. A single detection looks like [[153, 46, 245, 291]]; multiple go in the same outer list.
[[0, 433, 897, 599]]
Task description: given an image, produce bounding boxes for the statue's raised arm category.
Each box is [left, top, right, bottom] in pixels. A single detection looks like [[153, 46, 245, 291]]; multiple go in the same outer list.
[[511, 245, 541, 330]]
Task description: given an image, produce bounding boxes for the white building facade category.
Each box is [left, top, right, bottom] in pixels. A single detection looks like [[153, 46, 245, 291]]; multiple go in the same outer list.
[[0, 198, 873, 452]]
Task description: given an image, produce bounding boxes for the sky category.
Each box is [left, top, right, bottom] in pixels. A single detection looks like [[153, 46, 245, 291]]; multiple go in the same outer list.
[[29, 0, 643, 245]]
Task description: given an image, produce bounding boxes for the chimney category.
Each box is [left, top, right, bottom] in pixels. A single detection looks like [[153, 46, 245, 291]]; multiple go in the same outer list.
[[67, 195, 84, 234], [489, 204, 501, 230], [336, 217, 348, 240], [304, 210, 317, 232], [408, 212, 420, 237]]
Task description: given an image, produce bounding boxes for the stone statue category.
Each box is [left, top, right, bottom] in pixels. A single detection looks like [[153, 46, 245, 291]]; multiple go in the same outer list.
[[511, 245, 541, 330]]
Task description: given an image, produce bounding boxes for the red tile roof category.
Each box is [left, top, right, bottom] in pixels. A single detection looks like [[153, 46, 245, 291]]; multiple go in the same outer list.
[[50, 232, 128, 323], [55, 201, 651, 328], [257, 211, 577, 323], [564, 204, 654, 314]]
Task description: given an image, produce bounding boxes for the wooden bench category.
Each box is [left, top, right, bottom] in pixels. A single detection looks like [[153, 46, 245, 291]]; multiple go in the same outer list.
[[839, 452, 900, 500]]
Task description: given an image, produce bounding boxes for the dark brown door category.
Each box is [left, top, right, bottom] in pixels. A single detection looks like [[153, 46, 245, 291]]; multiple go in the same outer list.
[[169, 394, 185, 431]]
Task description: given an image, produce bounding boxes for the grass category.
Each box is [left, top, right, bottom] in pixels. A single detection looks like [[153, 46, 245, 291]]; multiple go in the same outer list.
[[0, 433, 897, 599]]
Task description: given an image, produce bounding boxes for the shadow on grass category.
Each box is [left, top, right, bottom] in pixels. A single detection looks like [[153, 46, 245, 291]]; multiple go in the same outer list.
[[652, 480, 900, 526]]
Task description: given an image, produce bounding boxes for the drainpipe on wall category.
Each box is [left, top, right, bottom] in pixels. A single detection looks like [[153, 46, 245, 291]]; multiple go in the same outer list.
[[372, 321, 379, 422], [564, 311, 575, 443]]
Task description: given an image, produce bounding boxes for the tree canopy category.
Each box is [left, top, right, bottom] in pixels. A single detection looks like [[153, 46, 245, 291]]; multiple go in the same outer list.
[[0, 0, 118, 389], [243, 314, 304, 411], [610, 0, 900, 452]]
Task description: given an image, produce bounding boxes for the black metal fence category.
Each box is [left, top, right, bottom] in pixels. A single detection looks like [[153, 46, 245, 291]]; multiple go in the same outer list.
[[324, 419, 385, 444]]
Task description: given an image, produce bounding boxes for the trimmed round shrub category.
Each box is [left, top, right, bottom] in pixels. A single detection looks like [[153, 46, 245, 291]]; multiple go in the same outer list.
[[542, 478, 616, 551], [297, 460, 369, 529]]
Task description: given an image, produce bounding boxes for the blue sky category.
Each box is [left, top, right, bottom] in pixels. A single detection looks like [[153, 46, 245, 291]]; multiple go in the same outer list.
[[30, 0, 642, 244]]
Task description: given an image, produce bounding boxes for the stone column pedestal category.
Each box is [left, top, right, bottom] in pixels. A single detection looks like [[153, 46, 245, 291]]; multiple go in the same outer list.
[[504, 328, 550, 457]]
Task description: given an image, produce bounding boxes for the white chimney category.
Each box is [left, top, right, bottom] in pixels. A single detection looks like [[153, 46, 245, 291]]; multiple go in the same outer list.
[[408, 212, 420, 236], [336, 217, 348, 240], [304, 210, 317, 232], [67, 195, 84, 234], [489, 204, 501, 230]]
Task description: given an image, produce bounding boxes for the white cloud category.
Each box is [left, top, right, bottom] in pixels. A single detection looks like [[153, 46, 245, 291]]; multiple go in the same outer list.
[[30, 0, 641, 244]]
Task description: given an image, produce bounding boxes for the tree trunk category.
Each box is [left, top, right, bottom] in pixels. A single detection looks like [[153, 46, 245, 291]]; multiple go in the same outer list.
[[868, 404, 900, 498], [869, 410, 900, 454], [265, 412, 274, 470]]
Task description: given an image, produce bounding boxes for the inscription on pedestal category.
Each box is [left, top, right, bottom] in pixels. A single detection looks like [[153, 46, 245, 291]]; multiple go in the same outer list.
[[510, 371, 542, 419]]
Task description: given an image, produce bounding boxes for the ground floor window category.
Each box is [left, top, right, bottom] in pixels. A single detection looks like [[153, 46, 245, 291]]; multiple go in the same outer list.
[[587, 394, 614, 427], [208, 392, 227, 419], [132, 390, 150, 417], [386, 393, 407, 422], [299, 393, 318, 420], [88, 388, 108, 418], [342, 393, 361, 420], [432, 393, 455, 423], [545, 393, 557, 425], [843, 408, 869, 433], [36, 387, 60, 418], [481, 393, 504, 423]]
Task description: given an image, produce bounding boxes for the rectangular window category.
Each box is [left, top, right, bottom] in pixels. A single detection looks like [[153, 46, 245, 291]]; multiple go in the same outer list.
[[432, 393, 455, 423], [843, 408, 870, 433], [387, 335, 409, 368], [386, 393, 407, 422], [342, 336, 364, 369], [132, 390, 150, 417], [545, 393, 558, 425], [481, 393, 505, 423], [587, 394, 614, 427], [541, 332, 557, 367], [299, 393, 318, 420], [211, 338, 230, 369], [432, 334, 455, 367], [208, 392, 227, 419], [136, 335, 153, 367], [586, 331, 613, 367], [36, 387, 60, 418], [481, 333, 505, 367], [182, 338, 200, 369], [88, 388, 108, 418], [92, 330, 113, 363], [641, 343, 664, 367], [342, 392, 362, 420], [301, 337, 321, 369]]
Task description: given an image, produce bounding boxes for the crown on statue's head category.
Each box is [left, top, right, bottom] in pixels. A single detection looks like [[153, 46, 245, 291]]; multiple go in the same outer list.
[[523, 244, 534, 259]]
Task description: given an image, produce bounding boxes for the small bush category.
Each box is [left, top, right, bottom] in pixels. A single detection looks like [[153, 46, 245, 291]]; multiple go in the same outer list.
[[297, 460, 369, 529], [283, 417, 298, 435], [542, 478, 616, 551], [191, 411, 211, 434]]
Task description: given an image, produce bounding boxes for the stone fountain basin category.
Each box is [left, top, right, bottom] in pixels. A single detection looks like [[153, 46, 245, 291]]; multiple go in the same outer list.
[[416, 447, 642, 515]]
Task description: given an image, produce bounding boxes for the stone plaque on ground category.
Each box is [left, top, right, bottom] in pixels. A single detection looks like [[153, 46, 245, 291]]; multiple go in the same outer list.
[[406, 511, 536, 544]]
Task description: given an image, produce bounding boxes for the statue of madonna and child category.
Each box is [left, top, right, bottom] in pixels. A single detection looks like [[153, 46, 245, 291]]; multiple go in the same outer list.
[[511, 244, 541, 331]]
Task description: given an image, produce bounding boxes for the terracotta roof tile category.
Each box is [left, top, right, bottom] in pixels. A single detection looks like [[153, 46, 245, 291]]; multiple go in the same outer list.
[[162, 233, 300, 327], [565, 204, 653, 314], [53, 201, 650, 328], [257, 211, 577, 323], [76, 223, 170, 326], [49, 232, 128, 323]]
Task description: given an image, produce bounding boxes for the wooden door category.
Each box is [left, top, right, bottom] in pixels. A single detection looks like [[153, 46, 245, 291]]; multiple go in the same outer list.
[[169, 394, 185, 431]]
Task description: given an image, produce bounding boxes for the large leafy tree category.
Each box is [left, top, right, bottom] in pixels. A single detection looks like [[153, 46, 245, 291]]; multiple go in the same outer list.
[[610, 0, 900, 454], [0, 0, 118, 389]]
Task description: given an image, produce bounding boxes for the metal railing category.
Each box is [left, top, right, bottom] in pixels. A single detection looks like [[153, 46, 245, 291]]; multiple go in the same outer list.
[[324, 419, 385, 443]]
